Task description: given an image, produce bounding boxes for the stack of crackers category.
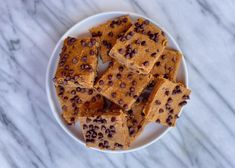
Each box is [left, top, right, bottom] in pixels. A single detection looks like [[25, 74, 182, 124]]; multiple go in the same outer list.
[[53, 16, 191, 150]]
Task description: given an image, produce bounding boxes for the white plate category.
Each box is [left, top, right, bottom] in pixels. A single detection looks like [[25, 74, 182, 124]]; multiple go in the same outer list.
[[46, 11, 188, 153]]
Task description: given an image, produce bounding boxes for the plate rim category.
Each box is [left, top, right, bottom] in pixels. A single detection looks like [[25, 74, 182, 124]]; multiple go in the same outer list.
[[45, 11, 188, 153]]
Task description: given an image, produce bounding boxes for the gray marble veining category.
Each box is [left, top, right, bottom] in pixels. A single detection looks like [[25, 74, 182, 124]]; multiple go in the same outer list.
[[0, 0, 235, 167]]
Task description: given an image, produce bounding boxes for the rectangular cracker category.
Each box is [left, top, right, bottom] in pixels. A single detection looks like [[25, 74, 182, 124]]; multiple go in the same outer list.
[[143, 78, 191, 126], [54, 37, 100, 88], [90, 15, 132, 63], [94, 61, 153, 110], [151, 48, 182, 81], [79, 109, 130, 150], [109, 18, 168, 74], [55, 85, 103, 125]]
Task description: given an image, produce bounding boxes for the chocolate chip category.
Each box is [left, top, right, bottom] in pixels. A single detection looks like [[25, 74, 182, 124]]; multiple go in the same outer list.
[[161, 55, 166, 60], [165, 90, 170, 96], [118, 48, 125, 54], [179, 101, 187, 106], [81, 56, 87, 62], [71, 90, 76, 95], [127, 74, 133, 80], [141, 41, 146, 46], [118, 66, 124, 72], [165, 103, 171, 110], [131, 80, 137, 86], [151, 52, 157, 57], [101, 125, 106, 131], [156, 61, 160, 66], [122, 17, 128, 23], [159, 108, 164, 113], [89, 50, 95, 55], [111, 92, 116, 98], [182, 95, 190, 100], [67, 37, 76, 45], [130, 87, 135, 92], [86, 118, 91, 123], [62, 105, 67, 111], [169, 109, 174, 114], [109, 61, 114, 67], [72, 57, 78, 64], [116, 73, 121, 79], [143, 61, 149, 66], [99, 80, 104, 85], [108, 74, 112, 80], [111, 117, 116, 122], [135, 39, 141, 45], [156, 119, 160, 123], [83, 124, 88, 129], [123, 104, 128, 109], [118, 99, 124, 105], [167, 97, 173, 103], [81, 40, 86, 47], [88, 89, 93, 95], [92, 31, 102, 37], [108, 81, 113, 86], [120, 82, 126, 88], [155, 100, 161, 105], [108, 31, 113, 37], [97, 87, 102, 92], [143, 19, 150, 25]]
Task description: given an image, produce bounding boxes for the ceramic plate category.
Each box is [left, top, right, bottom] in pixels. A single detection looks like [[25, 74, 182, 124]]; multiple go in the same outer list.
[[46, 11, 188, 153]]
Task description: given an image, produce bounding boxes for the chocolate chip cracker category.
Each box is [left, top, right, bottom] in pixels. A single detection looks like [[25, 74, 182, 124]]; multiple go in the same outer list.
[[94, 61, 153, 111], [151, 48, 182, 81], [55, 85, 103, 125], [143, 78, 191, 127], [109, 18, 168, 74], [54, 37, 100, 88], [126, 101, 148, 142], [90, 15, 132, 63], [79, 109, 130, 150]]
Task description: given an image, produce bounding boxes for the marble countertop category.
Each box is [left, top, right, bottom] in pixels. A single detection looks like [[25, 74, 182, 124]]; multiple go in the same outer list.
[[0, 0, 235, 167]]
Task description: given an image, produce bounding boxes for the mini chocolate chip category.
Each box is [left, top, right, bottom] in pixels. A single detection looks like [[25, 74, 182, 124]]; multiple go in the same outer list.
[[111, 92, 116, 98], [143, 19, 150, 25], [107, 74, 112, 80], [83, 124, 88, 129], [72, 58, 78, 64], [108, 31, 113, 37], [62, 105, 67, 111], [156, 119, 160, 123], [76, 87, 81, 92], [120, 82, 126, 88], [122, 17, 128, 23], [127, 74, 133, 80], [118, 99, 124, 105], [156, 61, 160, 66], [182, 95, 190, 100], [179, 101, 187, 106], [141, 41, 146, 46], [97, 87, 102, 92], [109, 61, 114, 67], [161, 55, 166, 60], [130, 87, 135, 92], [118, 48, 125, 54], [169, 109, 174, 114], [88, 89, 93, 95], [71, 90, 76, 95], [165, 90, 170, 96], [132, 80, 137, 86], [81, 40, 86, 47], [167, 97, 173, 103], [155, 100, 161, 105], [108, 81, 113, 86], [81, 56, 87, 62], [67, 37, 76, 45], [89, 50, 95, 55], [135, 39, 141, 45], [143, 61, 149, 66], [116, 73, 121, 79], [86, 118, 91, 123], [159, 108, 164, 113], [99, 80, 104, 85], [151, 52, 157, 57], [118, 66, 124, 72], [123, 104, 128, 109]]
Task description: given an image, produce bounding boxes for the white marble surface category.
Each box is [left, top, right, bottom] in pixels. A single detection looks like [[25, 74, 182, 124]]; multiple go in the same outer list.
[[0, 0, 235, 167]]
